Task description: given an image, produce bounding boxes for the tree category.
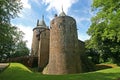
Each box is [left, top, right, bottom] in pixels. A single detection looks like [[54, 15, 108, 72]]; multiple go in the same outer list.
[[0, 0, 24, 62], [11, 40, 29, 58], [85, 40, 100, 64], [87, 0, 120, 64], [0, 0, 22, 23], [0, 25, 29, 62], [9, 27, 29, 58], [0, 24, 16, 61]]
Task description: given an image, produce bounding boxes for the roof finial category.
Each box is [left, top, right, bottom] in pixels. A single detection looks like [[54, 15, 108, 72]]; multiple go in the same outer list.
[[59, 5, 66, 16], [62, 5, 63, 12], [42, 15, 44, 21], [37, 19, 39, 26]]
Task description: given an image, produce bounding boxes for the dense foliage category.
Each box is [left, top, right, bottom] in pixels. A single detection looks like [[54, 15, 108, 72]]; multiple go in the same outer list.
[[0, 0, 29, 62], [87, 0, 120, 64], [0, 0, 22, 23], [11, 40, 29, 57]]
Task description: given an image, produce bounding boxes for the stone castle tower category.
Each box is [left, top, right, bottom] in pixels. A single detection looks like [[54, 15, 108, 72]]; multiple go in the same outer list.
[[31, 9, 82, 74], [31, 16, 50, 71], [43, 10, 81, 74]]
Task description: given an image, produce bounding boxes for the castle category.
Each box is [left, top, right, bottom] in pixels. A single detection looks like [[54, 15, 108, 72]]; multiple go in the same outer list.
[[31, 9, 85, 75]]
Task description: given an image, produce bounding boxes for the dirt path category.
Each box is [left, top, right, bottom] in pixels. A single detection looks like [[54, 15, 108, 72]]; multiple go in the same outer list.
[[0, 63, 9, 72]]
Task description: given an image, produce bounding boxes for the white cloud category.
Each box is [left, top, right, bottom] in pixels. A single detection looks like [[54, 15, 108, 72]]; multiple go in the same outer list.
[[14, 24, 33, 49], [18, 13, 24, 18], [78, 17, 90, 22], [78, 33, 90, 41], [21, 0, 31, 9], [74, 16, 91, 28], [42, 0, 78, 14], [17, 0, 32, 18]]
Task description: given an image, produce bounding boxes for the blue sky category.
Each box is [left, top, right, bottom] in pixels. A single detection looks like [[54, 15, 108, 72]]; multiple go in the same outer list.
[[11, 0, 94, 49]]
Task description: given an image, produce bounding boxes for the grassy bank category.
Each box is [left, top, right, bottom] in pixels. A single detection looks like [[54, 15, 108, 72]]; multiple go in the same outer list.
[[0, 63, 120, 80]]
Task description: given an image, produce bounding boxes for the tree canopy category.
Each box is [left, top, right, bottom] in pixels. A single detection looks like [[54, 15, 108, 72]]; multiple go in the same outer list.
[[0, 0, 29, 62], [87, 0, 120, 64], [0, 0, 22, 23]]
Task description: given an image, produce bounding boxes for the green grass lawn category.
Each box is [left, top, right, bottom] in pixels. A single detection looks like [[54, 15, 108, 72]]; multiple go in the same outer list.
[[0, 63, 120, 80]]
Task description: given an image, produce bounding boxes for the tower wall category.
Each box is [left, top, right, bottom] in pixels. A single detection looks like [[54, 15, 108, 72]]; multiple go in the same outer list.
[[43, 16, 81, 74], [38, 29, 50, 71], [31, 28, 40, 57]]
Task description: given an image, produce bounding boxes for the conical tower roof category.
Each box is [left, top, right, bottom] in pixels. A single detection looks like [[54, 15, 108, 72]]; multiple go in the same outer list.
[[59, 7, 66, 16], [37, 15, 48, 28]]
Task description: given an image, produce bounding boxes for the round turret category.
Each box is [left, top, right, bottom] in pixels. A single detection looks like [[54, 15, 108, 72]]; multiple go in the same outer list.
[[43, 11, 81, 74], [31, 16, 49, 56]]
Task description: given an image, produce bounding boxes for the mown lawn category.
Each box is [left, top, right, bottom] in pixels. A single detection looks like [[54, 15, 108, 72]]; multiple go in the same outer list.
[[0, 63, 120, 80]]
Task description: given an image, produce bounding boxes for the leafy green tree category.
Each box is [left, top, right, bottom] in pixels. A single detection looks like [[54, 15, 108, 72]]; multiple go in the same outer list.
[[0, 0, 22, 23], [87, 0, 120, 64], [0, 24, 15, 61], [0, 0, 24, 62], [11, 40, 29, 58], [10, 27, 29, 58], [0, 25, 30, 61], [85, 40, 100, 64]]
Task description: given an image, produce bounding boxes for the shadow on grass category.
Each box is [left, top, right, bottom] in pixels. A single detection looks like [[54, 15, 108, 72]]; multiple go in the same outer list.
[[36, 71, 120, 80], [96, 64, 112, 70], [1, 70, 120, 80], [68, 72, 120, 80], [117, 78, 120, 80]]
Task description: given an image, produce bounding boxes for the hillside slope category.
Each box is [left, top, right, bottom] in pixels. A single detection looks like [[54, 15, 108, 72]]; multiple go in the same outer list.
[[0, 63, 120, 80]]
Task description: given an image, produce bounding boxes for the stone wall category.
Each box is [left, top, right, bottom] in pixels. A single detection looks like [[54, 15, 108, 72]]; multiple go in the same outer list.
[[38, 29, 50, 71], [78, 40, 85, 54], [43, 16, 81, 74], [31, 27, 40, 57], [9, 56, 38, 67]]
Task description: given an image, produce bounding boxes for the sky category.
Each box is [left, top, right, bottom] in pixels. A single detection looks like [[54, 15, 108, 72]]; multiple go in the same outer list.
[[11, 0, 94, 49]]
